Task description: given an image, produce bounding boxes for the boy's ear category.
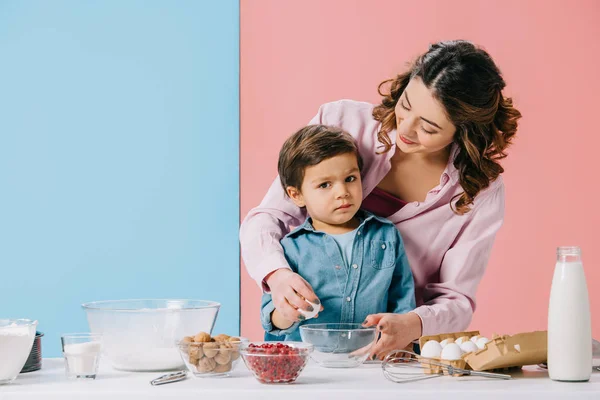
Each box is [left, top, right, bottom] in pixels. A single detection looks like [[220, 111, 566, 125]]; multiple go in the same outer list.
[[286, 186, 305, 208]]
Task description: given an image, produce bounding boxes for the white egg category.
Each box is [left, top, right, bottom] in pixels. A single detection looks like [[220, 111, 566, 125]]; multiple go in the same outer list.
[[440, 343, 463, 360], [460, 340, 479, 354], [475, 337, 490, 350], [298, 300, 320, 320], [470, 335, 481, 343], [455, 336, 469, 346], [420, 340, 442, 358], [440, 338, 454, 348]]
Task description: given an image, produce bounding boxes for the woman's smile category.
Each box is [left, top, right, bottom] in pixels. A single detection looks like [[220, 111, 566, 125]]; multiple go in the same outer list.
[[399, 135, 418, 145]]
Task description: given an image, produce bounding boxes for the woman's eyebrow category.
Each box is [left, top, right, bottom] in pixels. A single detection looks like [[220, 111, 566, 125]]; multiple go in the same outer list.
[[405, 91, 412, 108], [421, 117, 442, 130]]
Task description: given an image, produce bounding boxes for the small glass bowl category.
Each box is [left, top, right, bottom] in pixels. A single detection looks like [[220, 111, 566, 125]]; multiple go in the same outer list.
[[177, 337, 245, 378], [299, 323, 377, 368], [240, 341, 313, 384]]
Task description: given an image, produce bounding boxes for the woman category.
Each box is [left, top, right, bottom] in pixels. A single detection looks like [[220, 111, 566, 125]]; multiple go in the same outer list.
[[239, 40, 522, 359]]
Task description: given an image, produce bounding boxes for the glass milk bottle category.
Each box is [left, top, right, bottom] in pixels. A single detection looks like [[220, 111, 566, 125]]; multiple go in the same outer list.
[[547, 246, 592, 381]]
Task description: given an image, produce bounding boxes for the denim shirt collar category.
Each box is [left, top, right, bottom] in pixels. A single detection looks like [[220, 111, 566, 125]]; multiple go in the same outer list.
[[286, 209, 393, 238]]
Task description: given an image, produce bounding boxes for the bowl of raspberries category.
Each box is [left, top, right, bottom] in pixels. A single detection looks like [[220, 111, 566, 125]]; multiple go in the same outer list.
[[240, 342, 313, 384]]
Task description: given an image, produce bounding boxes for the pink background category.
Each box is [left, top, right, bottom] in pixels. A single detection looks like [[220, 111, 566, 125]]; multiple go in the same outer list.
[[240, 0, 600, 341]]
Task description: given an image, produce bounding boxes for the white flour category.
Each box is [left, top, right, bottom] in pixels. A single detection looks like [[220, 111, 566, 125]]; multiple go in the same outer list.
[[0, 324, 35, 383], [110, 348, 184, 371]]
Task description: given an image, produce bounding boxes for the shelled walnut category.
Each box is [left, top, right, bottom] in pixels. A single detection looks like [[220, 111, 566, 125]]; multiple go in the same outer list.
[[180, 332, 243, 375], [194, 332, 211, 343]]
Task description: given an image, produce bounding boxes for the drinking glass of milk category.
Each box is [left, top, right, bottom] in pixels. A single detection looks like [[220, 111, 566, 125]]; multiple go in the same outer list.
[[61, 333, 103, 380]]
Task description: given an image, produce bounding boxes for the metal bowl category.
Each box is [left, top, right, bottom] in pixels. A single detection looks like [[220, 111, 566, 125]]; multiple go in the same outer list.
[[20, 331, 44, 373]]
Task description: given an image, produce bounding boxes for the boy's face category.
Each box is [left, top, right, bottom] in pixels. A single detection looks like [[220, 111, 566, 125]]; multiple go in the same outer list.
[[286, 153, 362, 232]]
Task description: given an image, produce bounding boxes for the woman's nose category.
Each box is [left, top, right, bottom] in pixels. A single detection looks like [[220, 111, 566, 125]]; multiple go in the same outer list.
[[397, 115, 417, 135]]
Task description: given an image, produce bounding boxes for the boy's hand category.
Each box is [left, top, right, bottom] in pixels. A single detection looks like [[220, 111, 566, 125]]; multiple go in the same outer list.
[[266, 269, 323, 322], [362, 313, 422, 360], [271, 309, 295, 330], [271, 306, 323, 330]]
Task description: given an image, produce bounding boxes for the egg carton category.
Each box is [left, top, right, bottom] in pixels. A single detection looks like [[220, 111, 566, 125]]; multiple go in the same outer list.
[[417, 330, 480, 376], [417, 330, 548, 374], [415, 355, 468, 376], [464, 331, 547, 371]]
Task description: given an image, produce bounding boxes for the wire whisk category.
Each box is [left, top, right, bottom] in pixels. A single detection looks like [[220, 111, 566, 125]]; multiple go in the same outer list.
[[382, 350, 512, 383]]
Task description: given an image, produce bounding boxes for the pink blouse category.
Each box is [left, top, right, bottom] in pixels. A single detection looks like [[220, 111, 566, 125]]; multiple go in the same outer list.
[[239, 100, 505, 336]]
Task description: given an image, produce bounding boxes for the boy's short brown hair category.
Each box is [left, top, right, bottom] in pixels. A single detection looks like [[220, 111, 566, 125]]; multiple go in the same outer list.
[[278, 124, 363, 192]]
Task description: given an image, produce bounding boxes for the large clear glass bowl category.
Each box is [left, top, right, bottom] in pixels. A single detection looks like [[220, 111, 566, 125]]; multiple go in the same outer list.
[[299, 323, 377, 368], [82, 299, 220, 371]]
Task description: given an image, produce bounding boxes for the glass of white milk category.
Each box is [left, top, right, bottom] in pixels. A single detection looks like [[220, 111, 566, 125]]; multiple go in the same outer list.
[[61, 333, 103, 379]]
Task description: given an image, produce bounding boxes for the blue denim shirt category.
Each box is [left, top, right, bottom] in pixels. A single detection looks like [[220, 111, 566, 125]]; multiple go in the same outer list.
[[261, 210, 416, 341]]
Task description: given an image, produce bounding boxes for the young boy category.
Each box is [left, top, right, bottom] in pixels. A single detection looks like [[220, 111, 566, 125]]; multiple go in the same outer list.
[[261, 124, 415, 341]]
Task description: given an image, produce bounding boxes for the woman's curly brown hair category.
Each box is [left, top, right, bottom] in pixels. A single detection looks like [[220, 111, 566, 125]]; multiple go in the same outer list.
[[372, 40, 522, 214]]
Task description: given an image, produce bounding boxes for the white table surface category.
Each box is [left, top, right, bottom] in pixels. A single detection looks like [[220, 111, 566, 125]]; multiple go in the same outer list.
[[1, 358, 599, 400]]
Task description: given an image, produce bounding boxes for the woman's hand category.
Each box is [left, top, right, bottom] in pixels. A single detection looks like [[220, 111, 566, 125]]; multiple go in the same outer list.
[[363, 312, 422, 360], [265, 268, 322, 322]]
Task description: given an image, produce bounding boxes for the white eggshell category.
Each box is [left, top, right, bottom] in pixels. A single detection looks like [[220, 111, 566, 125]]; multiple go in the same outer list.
[[298, 300, 320, 320], [420, 340, 442, 358], [470, 335, 481, 343], [514, 344, 521, 352], [440, 338, 454, 348], [460, 340, 479, 354], [476, 337, 490, 350], [440, 343, 463, 360], [454, 337, 467, 346]]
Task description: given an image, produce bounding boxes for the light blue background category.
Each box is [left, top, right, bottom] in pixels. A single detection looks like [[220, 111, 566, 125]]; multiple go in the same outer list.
[[0, 1, 240, 357]]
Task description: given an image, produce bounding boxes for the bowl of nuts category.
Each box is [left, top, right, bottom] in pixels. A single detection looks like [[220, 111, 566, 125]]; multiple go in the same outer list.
[[240, 342, 313, 384], [177, 332, 245, 377]]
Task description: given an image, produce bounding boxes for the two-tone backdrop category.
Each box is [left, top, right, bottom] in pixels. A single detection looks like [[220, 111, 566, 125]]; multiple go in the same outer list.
[[1, 0, 598, 357]]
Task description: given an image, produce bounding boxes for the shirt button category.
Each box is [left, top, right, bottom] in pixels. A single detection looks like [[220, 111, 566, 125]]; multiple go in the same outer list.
[[357, 231, 361, 236], [346, 297, 351, 302], [381, 244, 386, 249], [352, 264, 358, 269], [335, 265, 341, 270]]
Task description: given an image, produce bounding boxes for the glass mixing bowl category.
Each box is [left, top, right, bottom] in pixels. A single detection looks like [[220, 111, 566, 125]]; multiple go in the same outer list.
[[299, 323, 377, 368], [82, 299, 220, 371], [0, 319, 38, 384]]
